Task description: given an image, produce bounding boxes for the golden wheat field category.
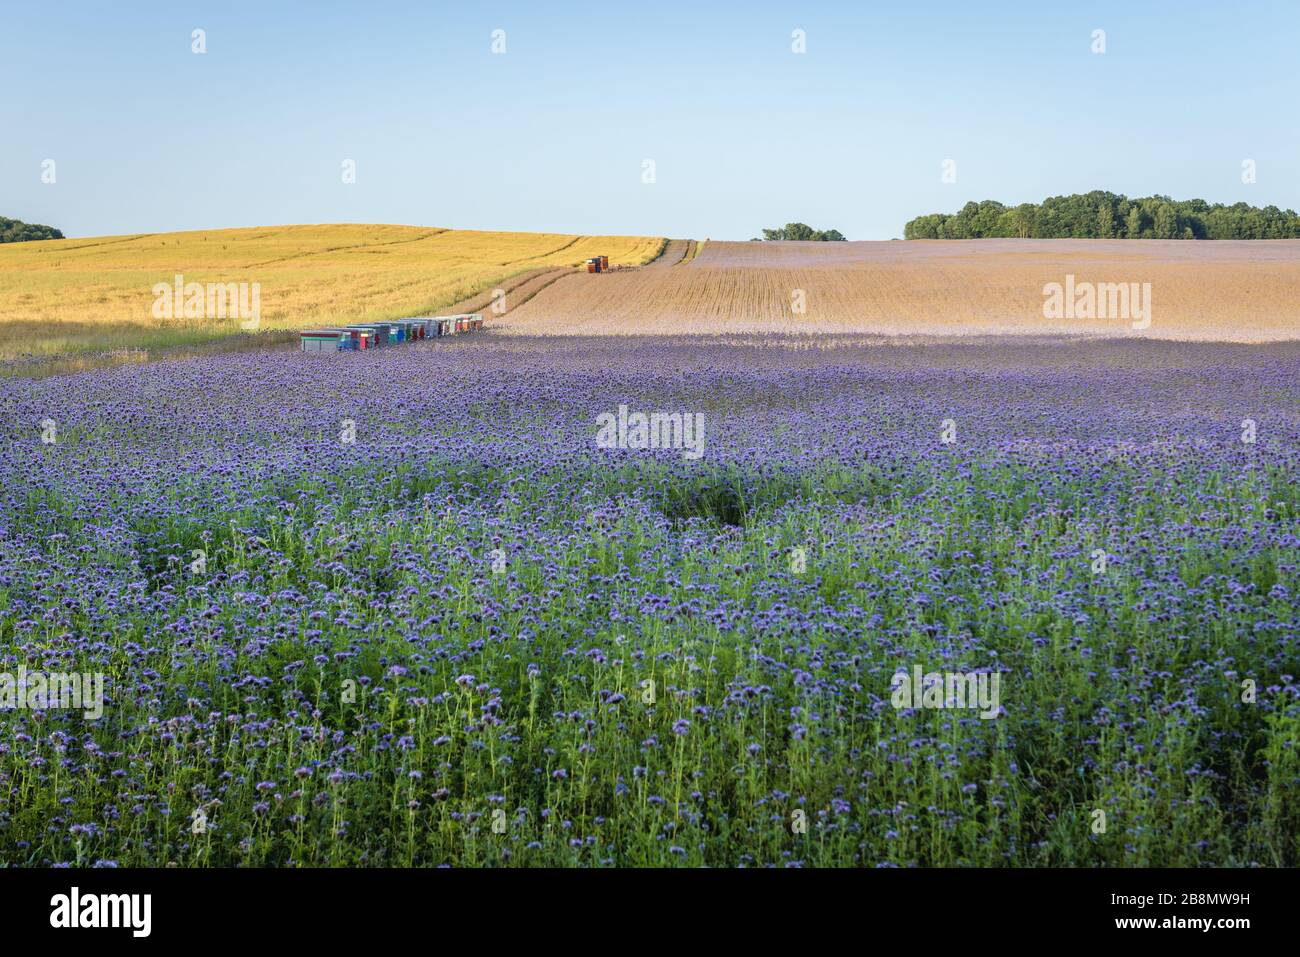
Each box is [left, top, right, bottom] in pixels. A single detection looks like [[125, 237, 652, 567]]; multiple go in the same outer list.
[[0, 225, 664, 361], [498, 239, 1300, 341]]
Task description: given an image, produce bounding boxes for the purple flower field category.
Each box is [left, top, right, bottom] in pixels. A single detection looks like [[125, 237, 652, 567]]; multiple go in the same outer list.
[[1, 334, 1297, 866]]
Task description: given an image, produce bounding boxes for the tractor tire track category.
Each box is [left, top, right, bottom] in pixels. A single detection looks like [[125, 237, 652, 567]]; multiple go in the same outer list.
[[444, 266, 572, 318]]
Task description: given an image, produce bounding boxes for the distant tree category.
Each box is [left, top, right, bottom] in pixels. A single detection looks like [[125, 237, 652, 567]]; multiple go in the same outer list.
[[1125, 207, 1144, 238], [903, 193, 1300, 239], [0, 216, 63, 243], [904, 215, 943, 239], [1097, 204, 1114, 238], [1153, 202, 1178, 239], [968, 200, 1007, 237], [997, 204, 1035, 239], [940, 214, 972, 239]]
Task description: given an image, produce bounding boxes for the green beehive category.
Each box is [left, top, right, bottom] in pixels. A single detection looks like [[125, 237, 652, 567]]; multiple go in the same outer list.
[[300, 329, 346, 352]]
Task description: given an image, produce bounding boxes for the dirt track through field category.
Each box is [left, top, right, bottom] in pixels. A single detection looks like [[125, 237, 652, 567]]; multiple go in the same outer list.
[[495, 239, 1300, 341], [643, 239, 692, 268]]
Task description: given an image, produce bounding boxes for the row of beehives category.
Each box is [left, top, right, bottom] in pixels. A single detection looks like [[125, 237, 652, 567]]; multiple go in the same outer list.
[[299, 314, 483, 352], [584, 255, 609, 273]]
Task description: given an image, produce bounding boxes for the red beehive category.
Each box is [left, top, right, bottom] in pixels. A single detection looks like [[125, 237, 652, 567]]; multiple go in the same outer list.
[[600, 255, 609, 271]]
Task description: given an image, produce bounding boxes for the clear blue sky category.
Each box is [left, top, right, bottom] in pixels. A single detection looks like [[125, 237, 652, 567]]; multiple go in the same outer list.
[[4, 0, 1297, 240]]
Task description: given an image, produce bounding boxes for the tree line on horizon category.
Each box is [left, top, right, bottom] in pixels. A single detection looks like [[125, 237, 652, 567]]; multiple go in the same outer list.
[[1, 216, 64, 243], [752, 223, 847, 241], [904, 192, 1300, 240]]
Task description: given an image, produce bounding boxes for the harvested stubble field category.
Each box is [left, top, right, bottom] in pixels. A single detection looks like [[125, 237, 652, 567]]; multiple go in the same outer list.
[[0, 225, 663, 362], [1, 332, 1297, 867], [499, 239, 1300, 341]]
